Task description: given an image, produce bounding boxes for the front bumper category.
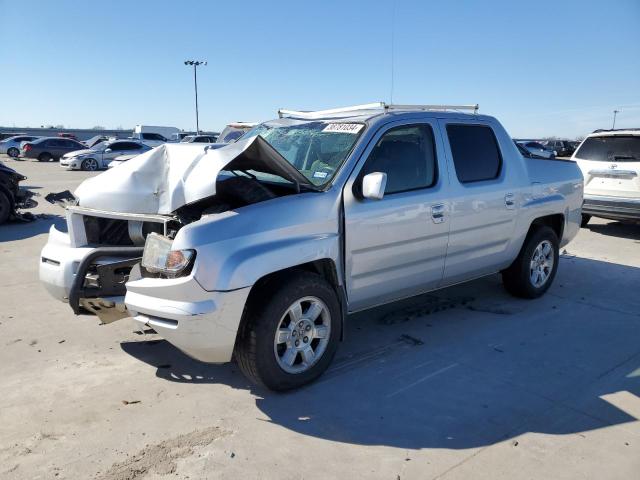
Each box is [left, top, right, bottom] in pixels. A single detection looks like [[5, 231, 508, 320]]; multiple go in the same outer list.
[[125, 276, 251, 363], [40, 225, 94, 301], [60, 159, 80, 169], [583, 194, 640, 221]]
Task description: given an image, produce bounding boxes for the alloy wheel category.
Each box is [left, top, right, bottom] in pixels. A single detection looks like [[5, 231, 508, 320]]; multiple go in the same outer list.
[[273, 296, 331, 374], [529, 240, 554, 288]]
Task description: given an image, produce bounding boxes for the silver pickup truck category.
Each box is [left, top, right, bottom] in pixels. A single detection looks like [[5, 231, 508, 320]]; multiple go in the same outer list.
[[40, 103, 583, 390]]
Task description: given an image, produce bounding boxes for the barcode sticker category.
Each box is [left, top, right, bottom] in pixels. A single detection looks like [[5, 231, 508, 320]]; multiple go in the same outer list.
[[322, 123, 364, 134]]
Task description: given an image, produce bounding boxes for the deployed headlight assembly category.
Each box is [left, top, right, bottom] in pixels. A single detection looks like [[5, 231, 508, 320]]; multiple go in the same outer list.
[[141, 233, 195, 278]]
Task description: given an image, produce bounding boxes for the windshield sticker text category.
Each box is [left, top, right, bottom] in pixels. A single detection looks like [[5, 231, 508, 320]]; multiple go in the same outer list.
[[322, 123, 364, 134]]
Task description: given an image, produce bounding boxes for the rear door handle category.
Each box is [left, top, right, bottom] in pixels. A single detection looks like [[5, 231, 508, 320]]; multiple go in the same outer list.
[[505, 193, 515, 209], [431, 204, 445, 223]]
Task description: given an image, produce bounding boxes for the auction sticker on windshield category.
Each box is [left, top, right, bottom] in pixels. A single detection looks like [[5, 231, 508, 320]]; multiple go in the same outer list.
[[322, 123, 364, 134]]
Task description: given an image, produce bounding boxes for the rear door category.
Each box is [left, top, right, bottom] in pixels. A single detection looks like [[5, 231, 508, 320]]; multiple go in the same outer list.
[[575, 135, 640, 199], [343, 120, 450, 311], [439, 120, 521, 285]]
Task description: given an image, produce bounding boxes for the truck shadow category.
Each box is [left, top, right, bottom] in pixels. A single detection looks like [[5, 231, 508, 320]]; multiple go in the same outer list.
[[121, 255, 640, 450], [586, 220, 640, 241]]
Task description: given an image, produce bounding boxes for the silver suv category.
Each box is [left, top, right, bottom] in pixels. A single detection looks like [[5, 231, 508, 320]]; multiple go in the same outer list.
[[40, 103, 583, 390]]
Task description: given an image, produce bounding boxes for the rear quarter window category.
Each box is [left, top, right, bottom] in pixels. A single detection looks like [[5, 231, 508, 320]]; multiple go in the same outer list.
[[446, 124, 502, 183]]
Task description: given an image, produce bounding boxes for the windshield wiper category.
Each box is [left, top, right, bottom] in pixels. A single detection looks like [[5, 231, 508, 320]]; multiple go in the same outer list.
[[613, 155, 637, 160]]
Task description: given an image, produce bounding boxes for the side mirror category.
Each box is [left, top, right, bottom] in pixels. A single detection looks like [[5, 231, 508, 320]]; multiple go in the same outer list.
[[104, 148, 112, 153], [361, 172, 387, 200]]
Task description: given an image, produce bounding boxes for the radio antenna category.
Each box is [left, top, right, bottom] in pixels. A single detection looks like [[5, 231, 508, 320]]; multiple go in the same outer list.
[[390, 0, 397, 104]]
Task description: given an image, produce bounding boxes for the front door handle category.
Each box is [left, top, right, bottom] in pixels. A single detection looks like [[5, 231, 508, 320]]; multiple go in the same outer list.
[[431, 204, 445, 224], [505, 193, 515, 209]]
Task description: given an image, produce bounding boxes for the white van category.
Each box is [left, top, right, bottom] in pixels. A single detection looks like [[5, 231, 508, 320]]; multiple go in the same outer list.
[[132, 125, 180, 147]]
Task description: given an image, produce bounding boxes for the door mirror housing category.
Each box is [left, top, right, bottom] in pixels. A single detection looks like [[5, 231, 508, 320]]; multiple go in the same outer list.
[[361, 172, 387, 200], [104, 148, 112, 153]]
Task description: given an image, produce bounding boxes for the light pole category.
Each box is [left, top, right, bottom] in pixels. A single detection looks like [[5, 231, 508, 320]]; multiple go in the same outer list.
[[184, 60, 207, 134], [612, 109, 619, 130]]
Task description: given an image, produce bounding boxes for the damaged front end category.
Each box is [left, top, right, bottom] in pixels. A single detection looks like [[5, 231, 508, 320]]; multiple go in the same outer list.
[[0, 162, 38, 224], [40, 135, 312, 323], [40, 204, 183, 323]]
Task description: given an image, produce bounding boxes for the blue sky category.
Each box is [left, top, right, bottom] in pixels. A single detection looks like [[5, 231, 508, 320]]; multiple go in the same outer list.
[[1, 0, 638, 138]]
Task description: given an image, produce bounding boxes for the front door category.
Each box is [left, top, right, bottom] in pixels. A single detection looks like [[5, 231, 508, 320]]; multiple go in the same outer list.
[[343, 120, 450, 312]]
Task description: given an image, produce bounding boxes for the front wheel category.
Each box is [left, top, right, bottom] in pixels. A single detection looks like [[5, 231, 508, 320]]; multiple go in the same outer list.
[[7, 147, 19, 158], [235, 271, 342, 391], [81, 158, 99, 171], [502, 226, 559, 299]]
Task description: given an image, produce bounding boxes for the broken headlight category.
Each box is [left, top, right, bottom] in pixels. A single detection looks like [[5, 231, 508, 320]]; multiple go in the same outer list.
[[141, 233, 195, 278]]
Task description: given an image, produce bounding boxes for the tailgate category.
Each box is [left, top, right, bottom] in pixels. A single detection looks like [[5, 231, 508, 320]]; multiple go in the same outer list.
[[578, 159, 640, 198]]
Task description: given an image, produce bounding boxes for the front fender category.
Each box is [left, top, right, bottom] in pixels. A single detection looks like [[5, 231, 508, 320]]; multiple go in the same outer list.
[[173, 191, 343, 292], [194, 233, 340, 291]]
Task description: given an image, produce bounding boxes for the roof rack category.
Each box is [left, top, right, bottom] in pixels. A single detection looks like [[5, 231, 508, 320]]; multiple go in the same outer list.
[[277, 102, 479, 119]]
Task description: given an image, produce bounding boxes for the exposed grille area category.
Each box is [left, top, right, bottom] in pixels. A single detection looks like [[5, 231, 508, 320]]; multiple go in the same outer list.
[[83, 216, 164, 246]]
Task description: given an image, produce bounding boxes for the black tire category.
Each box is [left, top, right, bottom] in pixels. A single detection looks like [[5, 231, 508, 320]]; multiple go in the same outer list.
[[81, 158, 99, 171], [38, 152, 52, 162], [581, 214, 591, 228], [502, 225, 559, 299], [235, 271, 342, 391], [0, 191, 11, 225], [7, 147, 19, 158]]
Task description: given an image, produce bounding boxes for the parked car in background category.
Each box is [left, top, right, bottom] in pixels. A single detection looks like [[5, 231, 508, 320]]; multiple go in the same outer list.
[[82, 135, 111, 149], [573, 128, 640, 226], [216, 122, 256, 143], [20, 137, 85, 161], [0, 135, 41, 158], [544, 140, 576, 157], [132, 125, 180, 147], [514, 140, 548, 159], [180, 134, 217, 143], [517, 141, 556, 159], [0, 161, 37, 224], [0, 132, 28, 141], [39, 103, 582, 390], [60, 139, 151, 171]]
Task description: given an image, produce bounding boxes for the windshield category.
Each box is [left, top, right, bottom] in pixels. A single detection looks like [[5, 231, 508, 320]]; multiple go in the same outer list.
[[575, 135, 640, 162], [243, 121, 364, 186]]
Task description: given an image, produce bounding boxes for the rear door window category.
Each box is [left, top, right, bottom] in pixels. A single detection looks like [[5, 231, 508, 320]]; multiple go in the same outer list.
[[575, 136, 640, 162], [446, 124, 502, 183]]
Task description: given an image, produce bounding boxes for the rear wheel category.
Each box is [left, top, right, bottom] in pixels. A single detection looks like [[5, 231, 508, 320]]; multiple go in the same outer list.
[[502, 226, 559, 299], [7, 147, 19, 158], [81, 158, 99, 171], [0, 191, 11, 225], [581, 214, 591, 227], [235, 271, 341, 391], [38, 152, 52, 162]]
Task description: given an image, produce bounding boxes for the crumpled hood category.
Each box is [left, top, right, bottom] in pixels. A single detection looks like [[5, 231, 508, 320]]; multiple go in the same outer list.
[[74, 135, 313, 215]]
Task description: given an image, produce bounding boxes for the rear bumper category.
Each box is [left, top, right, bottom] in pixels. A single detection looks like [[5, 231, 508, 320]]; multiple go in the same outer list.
[[125, 277, 251, 363], [583, 194, 640, 221]]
